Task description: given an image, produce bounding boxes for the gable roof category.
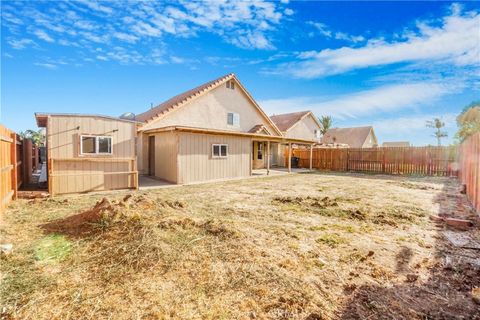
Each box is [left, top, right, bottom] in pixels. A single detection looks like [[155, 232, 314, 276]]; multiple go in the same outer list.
[[270, 111, 320, 132], [322, 126, 376, 148], [136, 73, 282, 136], [248, 124, 272, 135]]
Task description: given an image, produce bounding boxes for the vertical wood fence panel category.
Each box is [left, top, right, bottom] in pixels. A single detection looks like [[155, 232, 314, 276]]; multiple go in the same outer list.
[[290, 146, 459, 177], [459, 133, 480, 214]]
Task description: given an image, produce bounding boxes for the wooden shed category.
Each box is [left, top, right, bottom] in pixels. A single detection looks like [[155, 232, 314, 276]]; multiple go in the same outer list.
[[35, 113, 138, 195]]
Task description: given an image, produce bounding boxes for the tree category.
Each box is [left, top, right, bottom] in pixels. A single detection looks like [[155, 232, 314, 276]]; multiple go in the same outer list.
[[455, 101, 480, 143], [426, 118, 448, 146], [318, 115, 333, 135], [19, 129, 45, 146]]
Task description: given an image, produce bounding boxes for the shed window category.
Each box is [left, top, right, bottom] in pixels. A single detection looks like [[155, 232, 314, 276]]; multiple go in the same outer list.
[[227, 112, 240, 126], [81, 135, 112, 155], [212, 144, 228, 158], [314, 129, 320, 139]]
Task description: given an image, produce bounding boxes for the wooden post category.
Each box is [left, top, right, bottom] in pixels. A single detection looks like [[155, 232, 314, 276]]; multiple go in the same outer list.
[[133, 158, 139, 190], [266, 141, 270, 175], [11, 132, 17, 200], [309, 144, 313, 171], [288, 142, 292, 173]]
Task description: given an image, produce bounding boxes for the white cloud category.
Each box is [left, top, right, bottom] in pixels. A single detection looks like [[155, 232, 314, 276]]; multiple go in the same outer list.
[[287, 7, 480, 78], [34, 62, 57, 69], [284, 8, 294, 16], [96, 55, 108, 61], [33, 29, 54, 42], [8, 38, 35, 49], [259, 82, 454, 119], [113, 32, 139, 43], [307, 21, 364, 43]]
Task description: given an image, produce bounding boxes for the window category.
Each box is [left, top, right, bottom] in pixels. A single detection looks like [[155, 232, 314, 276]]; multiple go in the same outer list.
[[227, 112, 240, 126], [81, 135, 112, 155], [212, 144, 228, 158], [314, 129, 321, 139], [226, 80, 235, 90], [257, 142, 263, 160]]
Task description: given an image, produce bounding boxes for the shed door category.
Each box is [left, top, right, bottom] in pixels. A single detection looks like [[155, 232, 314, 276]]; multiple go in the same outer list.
[[148, 136, 155, 176]]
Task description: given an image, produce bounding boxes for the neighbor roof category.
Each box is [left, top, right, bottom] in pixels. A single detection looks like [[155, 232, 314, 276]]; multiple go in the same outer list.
[[270, 111, 319, 132], [136, 73, 282, 135], [322, 126, 375, 148], [35, 112, 139, 127]]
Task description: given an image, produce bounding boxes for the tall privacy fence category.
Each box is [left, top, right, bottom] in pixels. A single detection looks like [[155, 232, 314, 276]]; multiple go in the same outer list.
[[291, 141, 479, 214], [291, 146, 459, 176], [0, 124, 39, 213], [458, 133, 480, 213]]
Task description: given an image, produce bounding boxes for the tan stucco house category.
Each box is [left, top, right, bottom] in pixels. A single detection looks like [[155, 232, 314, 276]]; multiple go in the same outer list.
[[322, 126, 378, 148], [270, 111, 322, 166], [135, 73, 316, 184]]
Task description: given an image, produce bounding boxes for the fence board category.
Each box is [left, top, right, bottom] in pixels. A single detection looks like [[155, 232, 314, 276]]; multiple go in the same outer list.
[[291, 146, 459, 177], [459, 133, 480, 214]]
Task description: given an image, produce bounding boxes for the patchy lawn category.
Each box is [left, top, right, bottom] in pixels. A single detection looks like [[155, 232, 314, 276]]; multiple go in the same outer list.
[[1, 172, 479, 319]]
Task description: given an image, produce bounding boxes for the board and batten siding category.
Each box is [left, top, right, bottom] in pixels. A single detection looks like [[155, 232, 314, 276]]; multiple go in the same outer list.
[[176, 132, 251, 184], [152, 131, 178, 183], [47, 115, 136, 195]]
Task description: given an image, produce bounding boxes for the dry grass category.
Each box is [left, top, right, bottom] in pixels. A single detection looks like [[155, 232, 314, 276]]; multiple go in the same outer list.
[[1, 172, 479, 319]]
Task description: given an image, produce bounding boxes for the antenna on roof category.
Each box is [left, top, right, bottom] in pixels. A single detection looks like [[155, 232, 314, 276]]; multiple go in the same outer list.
[[150, 102, 153, 109]]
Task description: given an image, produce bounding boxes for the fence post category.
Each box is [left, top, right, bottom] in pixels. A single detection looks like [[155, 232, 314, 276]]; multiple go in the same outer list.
[[10, 132, 17, 200], [382, 148, 386, 173], [346, 149, 349, 171]]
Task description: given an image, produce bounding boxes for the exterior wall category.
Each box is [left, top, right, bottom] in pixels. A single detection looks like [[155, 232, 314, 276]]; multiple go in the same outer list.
[[362, 131, 378, 148], [177, 132, 251, 184], [142, 83, 279, 135], [285, 114, 321, 142], [47, 115, 136, 194], [273, 144, 286, 167], [152, 131, 178, 183], [137, 131, 148, 174]]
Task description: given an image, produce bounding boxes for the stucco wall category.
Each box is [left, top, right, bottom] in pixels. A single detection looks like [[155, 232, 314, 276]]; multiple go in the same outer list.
[[142, 83, 279, 135], [285, 114, 320, 142]]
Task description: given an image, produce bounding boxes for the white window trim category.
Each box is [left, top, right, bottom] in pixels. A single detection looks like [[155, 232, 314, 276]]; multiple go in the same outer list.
[[227, 112, 240, 127], [80, 135, 113, 155], [212, 143, 228, 158]]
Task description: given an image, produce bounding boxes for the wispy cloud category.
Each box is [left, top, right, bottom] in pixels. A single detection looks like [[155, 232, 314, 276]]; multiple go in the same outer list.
[[281, 5, 479, 78], [8, 38, 35, 49], [259, 81, 455, 119], [307, 21, 365, 43], [33, 29, 54, 42], [34, 62, 57, 69]]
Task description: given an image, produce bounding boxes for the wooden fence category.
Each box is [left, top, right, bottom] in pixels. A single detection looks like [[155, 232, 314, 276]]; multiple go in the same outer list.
[[458, 133, 480, 213], [291, 146, 459, 176], [1, 125, 22, 213]]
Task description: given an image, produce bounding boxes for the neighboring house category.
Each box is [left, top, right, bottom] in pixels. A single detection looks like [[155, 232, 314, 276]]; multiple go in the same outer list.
[[270, 111, 321, 166], [35, 113, 138, 195], [135, 73, 316, 184], [382, 141, 410, 147], [322, 126, 378, 148]]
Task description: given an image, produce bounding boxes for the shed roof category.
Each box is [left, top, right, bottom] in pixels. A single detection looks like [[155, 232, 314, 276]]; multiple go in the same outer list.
[[35, 112, 139, 127], [321, 126, 375, 148]]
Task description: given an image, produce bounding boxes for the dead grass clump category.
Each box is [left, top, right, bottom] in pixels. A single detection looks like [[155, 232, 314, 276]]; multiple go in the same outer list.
[[316, 234, 348, 248]]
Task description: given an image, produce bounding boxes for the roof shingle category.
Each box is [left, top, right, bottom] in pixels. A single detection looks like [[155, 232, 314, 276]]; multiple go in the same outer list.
[[270, 111, 311, 132], [321, 126, 374, 148], [136, 73, 234, 123]]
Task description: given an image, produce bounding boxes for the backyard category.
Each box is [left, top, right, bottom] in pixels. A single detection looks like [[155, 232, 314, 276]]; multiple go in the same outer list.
[[1, 172, 479, 319]]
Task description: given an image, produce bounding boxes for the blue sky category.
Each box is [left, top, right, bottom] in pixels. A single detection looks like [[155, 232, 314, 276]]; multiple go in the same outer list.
[[1, 0, 479, 145]]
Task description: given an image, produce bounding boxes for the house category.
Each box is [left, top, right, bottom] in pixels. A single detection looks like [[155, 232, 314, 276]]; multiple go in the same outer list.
[[322, 126, 378, 148], [135, 73, 316, 184], [382, 141, 410, 147], [35, 113, 138, 195], [270, 111, 322, 166]]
